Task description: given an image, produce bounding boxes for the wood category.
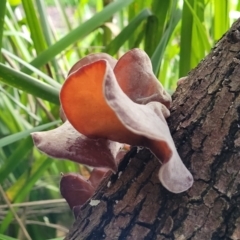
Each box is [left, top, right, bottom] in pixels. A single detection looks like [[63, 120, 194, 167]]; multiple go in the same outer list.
[[66, 18, 240, 240]]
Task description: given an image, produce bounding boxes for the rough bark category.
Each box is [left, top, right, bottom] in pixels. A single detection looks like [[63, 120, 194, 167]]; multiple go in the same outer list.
[[66, 18, 240, 240]]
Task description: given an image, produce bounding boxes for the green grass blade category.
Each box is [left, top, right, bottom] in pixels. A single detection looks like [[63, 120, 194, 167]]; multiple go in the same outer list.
[[0, 137, 33, 184], [4, 7, 32, 60], [0, 0, 6, 62], [144, 15, 159, 56], [2, 48, 62, 88], [213, 0, 229, 41], [35, 0, 53, 47], [0, 157, 54, 234], [21, 0, 133, 75], [145, 0, 171, 56], [190, 0, 205, 68], [21, 0, 47, 54], [106, 8, 152, 55], [127, 0, 151, 48], [183, 0, 211, 50], [54, 0, 72, 32], [7, 158, 54, 202], [0, 233, 19, 240], [151, 7, 181, 75], [129, 22, 146, 49], [35, 0, 62, 82], [237, 1, 240, 11], [179, 0, 194, 77], [152, 0, 171, 40], [0, 86, 40, 121], [0, 64, 60, 104], [0, 120, 61, 148], [0, 93, 26, 132]]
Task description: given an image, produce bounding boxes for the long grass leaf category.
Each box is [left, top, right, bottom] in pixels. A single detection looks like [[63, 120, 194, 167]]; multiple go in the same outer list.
[[213, 0, 229, 41], [0, 93, 26, 132], [21, 0, 47, 53], [4, 14, 32, 60], [2, 49, 62, 88], [0, 120, 61, 148], [35, 0, 53, 47], [21, 0, 133, 74], [190, 0, 206, 68], [0, 233, 19, 240], [152, 0, 171, 40], [0, 137, 33, 184], [151, 6, 181, 75], [145, 0, 171, 56], [179, 0, 194, 77], [6, 157, 53, 201], [0, 157, 53, 233], [0, 0, 6, 62], [144, 15, 159, 56], [106, 9, 152, 55], [35, 0, 62, 82], [184, 0, 211, 51], [0, 64, 60, 104], [0, 86, 40, 121]]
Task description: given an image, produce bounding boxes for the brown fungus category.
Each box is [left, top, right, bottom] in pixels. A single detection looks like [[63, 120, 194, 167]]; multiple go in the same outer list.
[[60, 169, 109, 217], [60, 173, 94, 210], [60, 59, 193, 193], [31, 121, 122, 171], [68, 52, 117, 75], [114, 48, 171, 107]]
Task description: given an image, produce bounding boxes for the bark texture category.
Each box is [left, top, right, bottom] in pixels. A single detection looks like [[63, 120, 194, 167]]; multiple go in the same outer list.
[[66, 19, 240, 240]]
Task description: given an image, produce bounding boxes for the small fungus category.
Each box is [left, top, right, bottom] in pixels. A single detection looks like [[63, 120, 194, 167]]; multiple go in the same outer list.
[[88, 168, 109, 189], [60, 169, 108, 215], [31, 121, 121, 171], [60, 173, 94, 210]]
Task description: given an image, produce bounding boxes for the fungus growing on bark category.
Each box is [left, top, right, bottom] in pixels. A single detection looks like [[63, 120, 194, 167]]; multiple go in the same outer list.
[[60, 169, 109, 217], [114, 48, 171, 107], [60, 56, 193, 193], [32, 48, 193, 213], [68, 52, 117, 74], [31, 121, 121, 171], [60, 173, 95, 210]]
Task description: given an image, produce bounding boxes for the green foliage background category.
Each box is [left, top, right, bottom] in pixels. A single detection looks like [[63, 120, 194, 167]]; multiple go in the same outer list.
[[0, 0, 239, 239]]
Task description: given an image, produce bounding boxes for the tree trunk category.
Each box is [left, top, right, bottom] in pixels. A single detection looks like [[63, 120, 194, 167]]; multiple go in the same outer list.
[[65, 18, 240, 240]]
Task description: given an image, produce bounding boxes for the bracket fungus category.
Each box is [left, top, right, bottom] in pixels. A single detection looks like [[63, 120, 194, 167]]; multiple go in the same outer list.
[[60, 169, 109, 216], [31, 120, 121, 171], [60, 49, 193, 193], [114, 48, 171, 107], [60, 173, 95, 210], [32, 48, 193, 213]]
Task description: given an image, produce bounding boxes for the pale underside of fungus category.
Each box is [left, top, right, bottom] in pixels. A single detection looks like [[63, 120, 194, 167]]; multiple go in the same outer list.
[[32, 49, 193, 213]]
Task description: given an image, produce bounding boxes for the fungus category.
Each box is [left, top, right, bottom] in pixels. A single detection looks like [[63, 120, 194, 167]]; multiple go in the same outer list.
[[59, 52, 117, 125], [32, 49, 193, 201], [88, 168, 109, 189], [60, 173, 94, 210], [68, 52, 117, 75], [60, 59, 193, 193], [114, 48, 171, 107], [60, 169, 109, 217], [31, 120, 122, 171]]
